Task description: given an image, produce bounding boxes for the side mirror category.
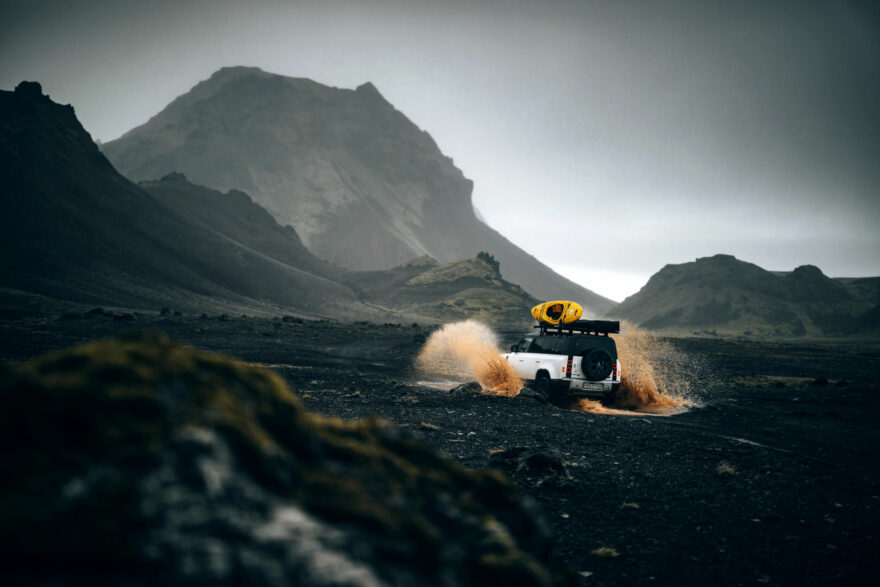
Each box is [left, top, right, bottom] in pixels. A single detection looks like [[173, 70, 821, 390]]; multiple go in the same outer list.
[[510, 344, 517, 352]]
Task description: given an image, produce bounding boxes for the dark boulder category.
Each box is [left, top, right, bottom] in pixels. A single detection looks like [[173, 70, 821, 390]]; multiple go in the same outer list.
[[0, 334, 574, 585], [490, 446, 574, 489], [449, 381, 484, 395]]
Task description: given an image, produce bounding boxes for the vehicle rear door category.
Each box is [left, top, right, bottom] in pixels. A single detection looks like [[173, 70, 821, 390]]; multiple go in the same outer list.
[[571, 336, 617, 380]]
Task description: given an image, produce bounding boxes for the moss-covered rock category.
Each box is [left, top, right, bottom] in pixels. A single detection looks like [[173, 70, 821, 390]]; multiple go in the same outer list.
[[0, 333, 573, 585]]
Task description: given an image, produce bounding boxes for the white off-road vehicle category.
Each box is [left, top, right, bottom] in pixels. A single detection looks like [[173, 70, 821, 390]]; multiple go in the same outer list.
[[502, 320, 621, 401]]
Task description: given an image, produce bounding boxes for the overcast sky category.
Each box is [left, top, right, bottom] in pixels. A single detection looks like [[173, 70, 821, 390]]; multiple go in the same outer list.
[[2, 0, 878, 301]]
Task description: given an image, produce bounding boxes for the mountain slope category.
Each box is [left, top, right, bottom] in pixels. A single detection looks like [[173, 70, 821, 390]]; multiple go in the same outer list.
[[610, 254, 879, 337], [0, 82, 377, 318], [101, 66, 613, 314]]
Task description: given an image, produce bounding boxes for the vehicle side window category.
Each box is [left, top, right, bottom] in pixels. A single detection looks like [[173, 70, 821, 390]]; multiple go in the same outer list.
[[529, 337, 551, 354], [547, 336, 570, 355], [533, 336, 569, 355], [515, 338, 534, 352]]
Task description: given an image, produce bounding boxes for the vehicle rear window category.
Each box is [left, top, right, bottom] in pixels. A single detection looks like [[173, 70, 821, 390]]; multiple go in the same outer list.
[[571, 335, 617, 359]]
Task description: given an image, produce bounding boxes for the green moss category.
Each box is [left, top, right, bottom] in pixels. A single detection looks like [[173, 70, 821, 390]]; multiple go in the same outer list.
[[406, 257, 498, 286], [0, 333, 569, 584]]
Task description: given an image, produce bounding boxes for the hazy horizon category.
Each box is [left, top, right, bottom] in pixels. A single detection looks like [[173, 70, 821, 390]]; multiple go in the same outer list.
[[2, 0, 878, 301]]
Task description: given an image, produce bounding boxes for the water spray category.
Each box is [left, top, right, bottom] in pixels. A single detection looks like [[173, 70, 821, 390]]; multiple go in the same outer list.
[[415, 320, 522, 396]]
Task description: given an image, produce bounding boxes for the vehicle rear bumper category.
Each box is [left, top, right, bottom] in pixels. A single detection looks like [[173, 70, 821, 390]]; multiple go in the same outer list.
[[562, 378, 618, 397]]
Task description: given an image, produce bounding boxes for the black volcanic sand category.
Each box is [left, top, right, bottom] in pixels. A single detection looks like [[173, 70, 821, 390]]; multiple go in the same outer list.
[[1, 310, 879, 585]]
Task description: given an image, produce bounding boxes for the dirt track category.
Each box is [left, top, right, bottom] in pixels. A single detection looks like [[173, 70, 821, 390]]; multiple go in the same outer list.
[[1, 312, 878, 585]]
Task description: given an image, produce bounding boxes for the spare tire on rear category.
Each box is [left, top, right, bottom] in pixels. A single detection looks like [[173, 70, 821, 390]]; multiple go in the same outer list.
[[582, 349, 613, 381]]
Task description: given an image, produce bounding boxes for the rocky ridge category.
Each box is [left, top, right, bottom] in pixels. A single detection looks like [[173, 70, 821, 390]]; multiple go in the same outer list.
[[610, 254, 880, 337], [345, 251, 538, 328]]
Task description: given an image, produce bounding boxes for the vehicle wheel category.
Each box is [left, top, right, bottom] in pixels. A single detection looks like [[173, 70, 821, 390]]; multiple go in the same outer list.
[[534, 373, 552, 401], [582, 349, 613, 381]]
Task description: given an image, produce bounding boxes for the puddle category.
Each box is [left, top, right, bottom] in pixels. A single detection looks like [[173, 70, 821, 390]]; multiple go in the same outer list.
[[247, 362, 310, 370], [415, 379, 462, 391], [416, 376, 692, 417], [568, 398, 690, 417]]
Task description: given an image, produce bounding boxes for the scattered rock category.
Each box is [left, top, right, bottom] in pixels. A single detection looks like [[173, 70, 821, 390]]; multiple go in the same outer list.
[[449, 381, 483, 395], [716, 461, 737, 476], [813, 376, 829, 387], [489, 446, 573, 488], [519, 386, 549, 404], [590, 547, 620, 558]]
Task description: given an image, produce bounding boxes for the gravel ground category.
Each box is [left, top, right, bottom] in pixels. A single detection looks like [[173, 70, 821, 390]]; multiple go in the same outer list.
[[2, 311, 878, 585]]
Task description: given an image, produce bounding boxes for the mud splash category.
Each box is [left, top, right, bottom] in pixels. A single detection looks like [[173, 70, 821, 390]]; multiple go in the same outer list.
[[572, 322, 693, 415], [415, 320, 522, 396]]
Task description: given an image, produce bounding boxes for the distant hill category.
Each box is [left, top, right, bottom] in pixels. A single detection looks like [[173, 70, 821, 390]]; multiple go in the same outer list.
[[0, 82, 535, 326], [345, 252, 538, 328], [101, 66, 613, 315], [609, 254, 880, 337]]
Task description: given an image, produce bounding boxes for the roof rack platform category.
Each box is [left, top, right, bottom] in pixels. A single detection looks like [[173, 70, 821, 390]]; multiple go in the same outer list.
[[537, 319, 620, 336]]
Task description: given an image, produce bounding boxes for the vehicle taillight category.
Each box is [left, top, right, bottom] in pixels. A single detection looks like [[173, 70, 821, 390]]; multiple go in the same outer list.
[[566, 358, 572, 378], [612, 361, 619, 380]]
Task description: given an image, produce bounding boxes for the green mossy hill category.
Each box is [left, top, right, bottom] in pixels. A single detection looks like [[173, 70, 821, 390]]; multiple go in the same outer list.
[[346, 253, 538, 328], [611, 254, 880, 337], [407, 256, 502, 286], [0, 334, 573, 586]]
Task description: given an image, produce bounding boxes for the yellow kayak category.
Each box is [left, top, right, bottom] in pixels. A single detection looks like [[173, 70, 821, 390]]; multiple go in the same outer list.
[[530, 300, 583, 325]]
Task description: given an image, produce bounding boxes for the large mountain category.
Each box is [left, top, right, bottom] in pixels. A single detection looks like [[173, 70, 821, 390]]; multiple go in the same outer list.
[[610, 254, 880, 337], [0, 81, 537, 324], [0, 81, 384, 318], [101, 66, 613, 314]]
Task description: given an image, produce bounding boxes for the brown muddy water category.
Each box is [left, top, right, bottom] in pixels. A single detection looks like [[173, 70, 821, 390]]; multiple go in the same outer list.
[[416, 320, 697, 416], [415, 320, 522, 395]]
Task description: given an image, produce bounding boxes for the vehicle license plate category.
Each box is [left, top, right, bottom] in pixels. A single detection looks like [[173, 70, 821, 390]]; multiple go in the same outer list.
[[581, 382, 604, 391]]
